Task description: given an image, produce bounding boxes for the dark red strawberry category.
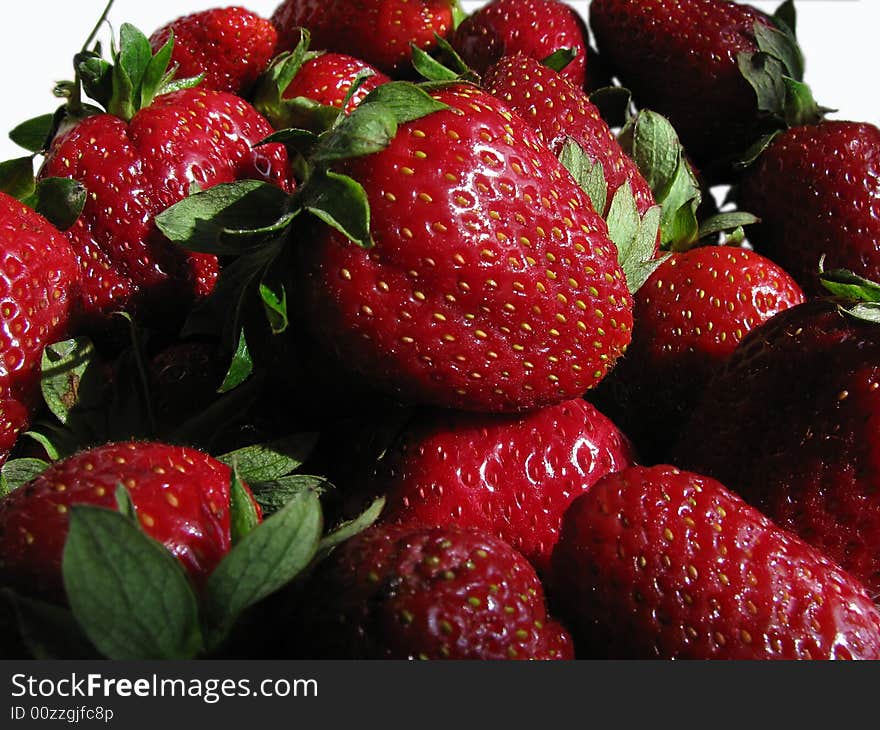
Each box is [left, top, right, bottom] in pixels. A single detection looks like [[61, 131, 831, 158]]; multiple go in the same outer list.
[[283, 52, 391, 113], [551, 465, 880, 659], [0, 441, 259, 601], [589, 0, 819, 174], [298, 524, 574, 659], [592, 246, 804, 462], [738, 121, 880, 295], [149, 7, 278, 95], [672, 295, 880, 597], [272, 0, 456, 75], [362, 399, 636, 576], [0, 193, 80, 463], [454, 0, 591, 89], [483, 53, 655, 219], [297, 83, 633, 413]]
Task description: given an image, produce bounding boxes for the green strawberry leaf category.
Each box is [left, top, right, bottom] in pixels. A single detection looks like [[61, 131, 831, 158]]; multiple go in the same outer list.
[[541, 47, 577, 74], [155, 73, 204, 97], [359, 80, 450, 126], [62, 505, 204, 660], [1, 588, 99, 660], [218, 433, 319, 483], [0, 157, 36, 200], [318, 497, 385, 556], [76, 52, 114, 109], [606, 187, 666, 294], [411, 44, 461, 82], [451, 0, 468, 30], [253, 29, 322, 129], [299, 169, 373, 248], [40, 338, 105, 429], [559, 138, 608, 216], [259, 279, 289, 334], [1, 459, 50, 495], [229, 467, 260, 545], [619, 110, 680, 198], [22, 177, 87, 231], [311, 103, 398, 163], [117, 24, 154, 102], [21, 428, 64, 462], [218, 329, 253, 394], [753, 20, 804, 81], [773, 0, 797, 35], [203, 489, 323, 647], [250, 475, 328, 516], [9, 114, 55, 153], [737, 51, 787, 119], [838, 302, 880, 325], [820, 267, 880, 304], [140, 30, 175, 108], [698, 212, 760, 239], [114, 483, 138, 522]]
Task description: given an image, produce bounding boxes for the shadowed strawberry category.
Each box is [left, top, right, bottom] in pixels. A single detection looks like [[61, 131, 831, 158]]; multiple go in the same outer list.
[[0, 193, 80, 464], [0, 442, 259, 601], [149, 7, 278, 96], [551, 465, 880, 659], [271, 0, 457, 75], [454, 0, 591, 89], [360, 399, 636, 576], [738, 121, 880, 295], [283, 53, 390, 113], [297, 524, 574, 659], [592, 246, 804, 463]]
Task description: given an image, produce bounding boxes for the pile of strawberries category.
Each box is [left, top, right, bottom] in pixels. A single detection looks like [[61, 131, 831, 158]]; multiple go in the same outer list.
[[1, 0, 879, 661]]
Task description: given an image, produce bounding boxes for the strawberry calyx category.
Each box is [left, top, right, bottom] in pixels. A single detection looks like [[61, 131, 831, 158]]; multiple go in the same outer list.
[[819, 262, 880, 324], [0, 157, 85, 230]]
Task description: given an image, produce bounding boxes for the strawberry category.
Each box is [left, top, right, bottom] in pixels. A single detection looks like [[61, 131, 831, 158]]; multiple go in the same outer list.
[[271, 0, 457, 75], [453, 0, 591, 89], [0, 193, 80, 463], [297, 524, 574, 659], [296, 83, 633, 413], [361, 399, 636, 576], [671, 290, 880, 597], [38, 28, 293, 328], [591, 246, 804, 462], [738, 121, 880, 295], [482, 53, 656, 219], [589, 0, 823, 175], [149, 7, 278, 95], [0, 441, 258, 601], [283, 53, 391, 113], [551, 465, 880, 659]]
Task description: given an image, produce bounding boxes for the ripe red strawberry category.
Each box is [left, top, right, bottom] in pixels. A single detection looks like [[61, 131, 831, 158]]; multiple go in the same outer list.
[[672, 297, 880, 597], [592, 246, 804, 462], [738, 122, 880, 295], [453, 0, 591, 89], [40, 87, 291, 327], [272, 0, 456, 75], [149, 7, 278, 95], [283, 52, 391, 113], [362, 399, 636, 576], [298, 524, 574, 659], [0, 441, 258, 601], [482, 53, 656, 219], [589, 0, 787, 171], [551, 465, 880, 659], [297, 84, 633, 413], [0, 193, 80, 463]]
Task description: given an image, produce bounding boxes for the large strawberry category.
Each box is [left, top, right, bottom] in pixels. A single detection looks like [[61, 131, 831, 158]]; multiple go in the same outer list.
[[0, 441, 258, 601], [453, 0, 591, 89], [360, 399, 636, 576], [0, 193, 80, 463], [295, 84, 633, 413], [591, 246, 804, 462], [297, 524, 574, 659], [738, 121, 880, 295], [589, 0, 824, 175], [671, 282, 880, 597], [271, 0, 457, 75], [551, 465, 880, 659], [32, 25, 292, 328], [149, 7, 278, 96]]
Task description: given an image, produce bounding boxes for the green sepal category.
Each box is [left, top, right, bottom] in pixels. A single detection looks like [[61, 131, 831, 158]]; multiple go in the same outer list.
[[0, 458, 49, 495], [62, 505, 204, 660], [40, 338, 106, 430], [218, 329, 253, 394], [21, 178, 87, 231], [202, 489, 323, 649], [451, 0, 468, 30], [114, 483, 138, 522], [140, 31, 174, 110], [229, 466, 260, 545], [311, 103, 398, 163], [359, 80, 450, 125], [253, 29, 323, 130], [9, 114, 56, 153], [21, 428, 64, 462], [249, 475, 328, 517], [541, 47, 577, 74], [317, 497, 385, 556], [0, 157, 36, 200], [559, 137, 609, 216], [737, 131, 782, 168], [411, 44, 462, 82], [606, 187, 666, 294], [698, 212, 760, 240], [259, 279, 289, 334], [298, 169, 374, 248], [773, 0, 797, 35], [819, 267, 880, 304], [218, 433, 319, 484]]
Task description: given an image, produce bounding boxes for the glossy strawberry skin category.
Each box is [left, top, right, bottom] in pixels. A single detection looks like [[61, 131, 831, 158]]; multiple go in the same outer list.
[[0, 442, 258, 601], [40, 89, 292, 327], [739, 122, 880, 295], [589, 0, 772, 170], [592, 246, 804, 462], [272, 0, 455, 75], [299, 524, 574, 659], [0, 194, 80, 463], [454, 0, 590, 89], [672, 300, 880, 596], [366, 399, 636, 576], [149, 7, 278, 95], [297, 84, 633, 413], [283, 53, 391, 112], [551, 465, 880, 659], [483, 53, 656, 220]]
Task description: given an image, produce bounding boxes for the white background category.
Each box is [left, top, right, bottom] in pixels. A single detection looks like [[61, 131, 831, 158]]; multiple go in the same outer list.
[[0, 0, 876, 161]]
